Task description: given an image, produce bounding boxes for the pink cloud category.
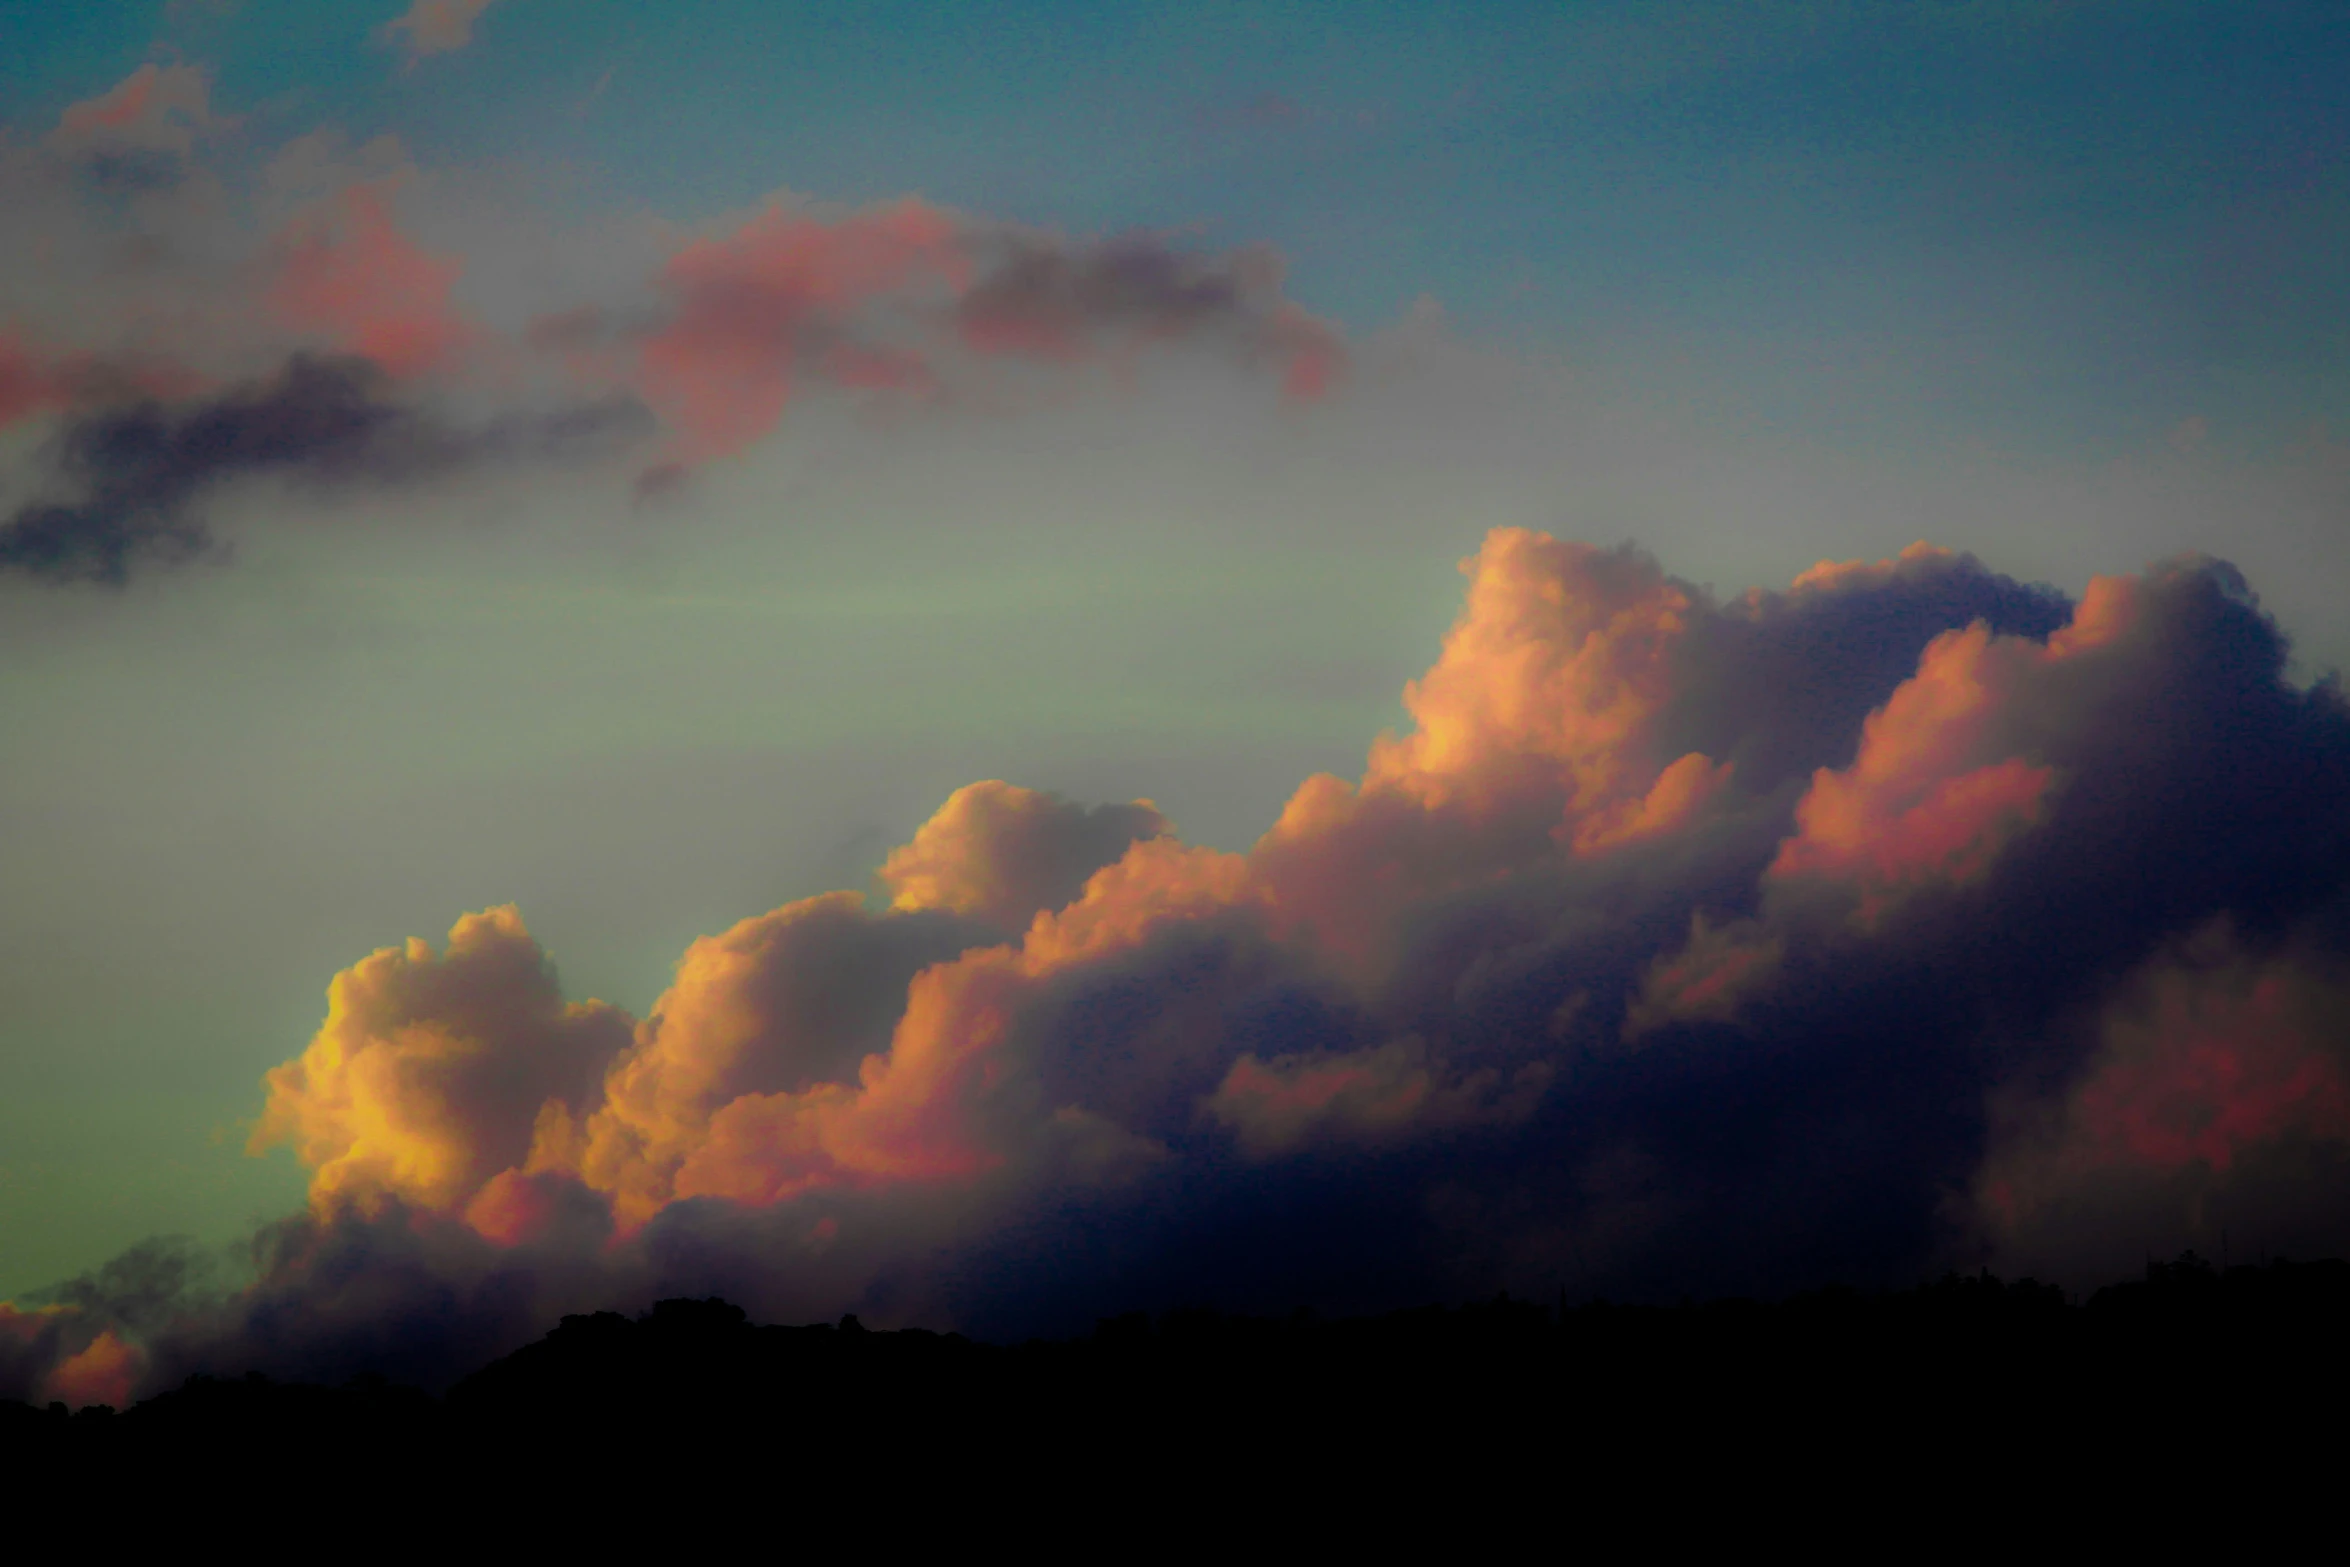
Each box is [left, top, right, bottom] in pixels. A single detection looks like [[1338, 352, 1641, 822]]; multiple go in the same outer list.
[[49, 63, 216, 161], [271, 180, 471, 377], [383, 0, 500, 60], [1978, 928, 2350, 1251], [1767, 620, 2065, 920], [638, 199, 964, 460], [0, 333, 65, 429]]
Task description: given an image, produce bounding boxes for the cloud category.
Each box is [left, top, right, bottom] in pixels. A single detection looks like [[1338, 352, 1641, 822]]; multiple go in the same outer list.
[[250, 906, 635, 1219], [1, 67, 1353, 587], [880, 782, 1173, 932], [120, 535, 2335, 1372], [45, 64, 218, 188], [620, 204, 1344, 463], [0, 354, 650, 584], [383, 0, 500, 61], [1621, 914, 1782, 1038], [270, 179, 471, 376], [1976, 921, 2350, 1283], [634, 199, 964, 461], [956, 232, 1345, 400], [10, 519, 2350, 1390], [43, 1330, 140, 1409]]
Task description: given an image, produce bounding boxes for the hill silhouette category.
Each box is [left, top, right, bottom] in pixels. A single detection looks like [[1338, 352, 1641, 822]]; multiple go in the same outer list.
[[7, 1252, 2344, 1518]]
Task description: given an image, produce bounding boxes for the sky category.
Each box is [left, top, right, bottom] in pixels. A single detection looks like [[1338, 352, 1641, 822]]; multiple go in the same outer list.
[[3, 1, 2349, 1405]]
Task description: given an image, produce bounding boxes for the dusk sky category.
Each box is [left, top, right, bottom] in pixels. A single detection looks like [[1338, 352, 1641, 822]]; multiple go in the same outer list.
[[5, 2, 2349, 1406]]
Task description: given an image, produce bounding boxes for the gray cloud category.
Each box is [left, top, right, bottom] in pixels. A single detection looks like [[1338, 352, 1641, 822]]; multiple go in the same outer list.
[[0, 355, 652, 585]]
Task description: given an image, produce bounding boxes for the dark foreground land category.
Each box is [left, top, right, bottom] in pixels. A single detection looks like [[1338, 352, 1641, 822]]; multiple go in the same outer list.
[[7, 1253, 2346, 1521]]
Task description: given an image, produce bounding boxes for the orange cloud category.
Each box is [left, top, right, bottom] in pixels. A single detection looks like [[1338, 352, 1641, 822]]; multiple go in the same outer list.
[[250, 906, 632, 1219], [571, 842, 1249, 1226], [1253, 531, 1714, 963], [1572, 750, 1735, 854], [227, 530, 2348, 1340], [1366, 532, 1696, 818], [1622, 915, 1784, 1038], [564, 890, 980, 1228], [1768, 621, 2060, 920], [272, 180, 471, 376], [43, 1329, 140, 1410], [881, 781, 1171, 932], [1788, 541, 1959, 596], [1206, 1039, 1435, 1157]]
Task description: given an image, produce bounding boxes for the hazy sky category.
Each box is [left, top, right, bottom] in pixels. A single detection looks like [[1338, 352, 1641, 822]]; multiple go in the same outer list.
[[2, 1, 2347, 1335]]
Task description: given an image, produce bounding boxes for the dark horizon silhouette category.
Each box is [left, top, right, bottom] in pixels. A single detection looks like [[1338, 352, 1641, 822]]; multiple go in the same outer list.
[[12, 1249, 2346, 1451]]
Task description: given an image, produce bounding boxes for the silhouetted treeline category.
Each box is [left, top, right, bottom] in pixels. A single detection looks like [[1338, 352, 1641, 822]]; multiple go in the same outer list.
[[9, 1253, 2345, 1509]]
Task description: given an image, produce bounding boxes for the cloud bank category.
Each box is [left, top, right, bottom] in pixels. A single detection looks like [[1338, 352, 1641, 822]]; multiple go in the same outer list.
[[0, 65, 1347, 584], [11, 528, 2348, 1402]]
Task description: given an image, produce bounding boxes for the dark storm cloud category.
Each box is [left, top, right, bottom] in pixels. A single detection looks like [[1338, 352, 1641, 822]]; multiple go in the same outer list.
[[0, 355, 653, 584]]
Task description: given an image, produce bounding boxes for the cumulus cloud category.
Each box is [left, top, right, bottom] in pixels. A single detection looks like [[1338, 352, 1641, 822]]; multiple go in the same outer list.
[[13, 525, 2347, 1401], [880, 782, 1172, 932]]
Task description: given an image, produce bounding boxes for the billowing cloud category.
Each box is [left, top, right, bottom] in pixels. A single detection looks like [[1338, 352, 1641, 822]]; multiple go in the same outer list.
[[880, 782, 1172, 932], [249, 906, 634, 1220], [12, 525, 2345, 1403]]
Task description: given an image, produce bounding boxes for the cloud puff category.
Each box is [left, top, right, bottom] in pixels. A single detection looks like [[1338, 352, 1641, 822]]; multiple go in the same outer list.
[[956, 232, 1344, 399], [383, 0, 500, 61], [250, 906, 635, 1219], [13, 528, 2350, 1394], [271, 179, 471, 376], [45, 64, 218, 187], [880, 782, 1173, 932]]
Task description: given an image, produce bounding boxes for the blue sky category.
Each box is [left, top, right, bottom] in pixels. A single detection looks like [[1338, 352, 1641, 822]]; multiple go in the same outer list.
[[11, 0, 2347, 455]]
